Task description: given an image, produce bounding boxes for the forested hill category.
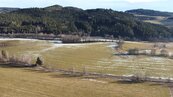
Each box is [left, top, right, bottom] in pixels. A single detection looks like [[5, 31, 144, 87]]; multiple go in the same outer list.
[[0, 7, 19, 13], [0, 5, 172, 41], [126, 9, 173, 17], [126, 9, 173, 32]]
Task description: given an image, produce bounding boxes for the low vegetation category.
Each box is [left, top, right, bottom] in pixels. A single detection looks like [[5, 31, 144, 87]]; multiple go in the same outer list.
[[1, 40, 173, 77], [35, 57, 43, 66], [0, 50, 33, 66], [61, 35, 81, 43], [127, 43, 173, 58], [0, 39, 172, 96], [0, 67, 170, 97]]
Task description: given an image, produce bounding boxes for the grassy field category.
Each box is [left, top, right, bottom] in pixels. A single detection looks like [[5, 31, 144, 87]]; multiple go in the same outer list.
[[1, 40, 173, 77], [0, 39, 172, 97], [0, 67, 169, 97], [135, 14, 173, 28]]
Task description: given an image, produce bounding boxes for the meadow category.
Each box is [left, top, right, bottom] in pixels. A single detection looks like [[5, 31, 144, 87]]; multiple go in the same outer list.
[[0, 67, 169, 97], [1, 39, 173, 77], [0, 39, 172, 97]]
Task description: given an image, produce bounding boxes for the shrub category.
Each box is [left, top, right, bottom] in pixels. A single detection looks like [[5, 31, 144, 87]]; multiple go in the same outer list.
[[151, 49, 157, 56], [128, 48, 139, 55], [116, 39, 124, 49], [36, 57, 43, 66], [0, 52, 3, 61], [9, 55, 16, 63], [1, 50, 9, 60], [131, 71, 147, 83], [0, 50, 33, 66], [160, 49, 169, 57], [61, 35, 81, 43], [9, 55, 32, 65]]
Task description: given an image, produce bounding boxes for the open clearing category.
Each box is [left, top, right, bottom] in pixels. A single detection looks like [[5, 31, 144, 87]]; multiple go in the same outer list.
[[0, 67, 169, 97], [1, 39, 173, 77], [0, 39, 173, 97]]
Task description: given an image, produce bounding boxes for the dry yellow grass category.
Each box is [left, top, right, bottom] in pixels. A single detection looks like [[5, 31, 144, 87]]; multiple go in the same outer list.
[[135, 14, 166, 25], [1, 40, 173, 77], [0, 67, 170, 97], [41, 43, 112, 69], [144, 20, 162, 24], [0, 40, 172, 97], [122, 41, 153, 51]]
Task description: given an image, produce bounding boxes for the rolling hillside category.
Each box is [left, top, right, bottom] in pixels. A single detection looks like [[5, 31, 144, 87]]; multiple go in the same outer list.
[[126, 9, 173, 30], [0, 7, 19, 13], [0, 5, 172, 41]]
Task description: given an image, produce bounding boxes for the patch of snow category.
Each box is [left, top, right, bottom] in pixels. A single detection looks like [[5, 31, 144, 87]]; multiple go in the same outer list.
[[149, 76, 170, 80], [49, 40, 62, 44], [82, 79, 107, 84], [0, 38, 39, 41], [40, 45, 61, 52], [38, 42, 95, 53], [144, 57, 172, 63], [107, 43, 118, 49], [123, 74, 134, 77], [125, 41, 149, 44]]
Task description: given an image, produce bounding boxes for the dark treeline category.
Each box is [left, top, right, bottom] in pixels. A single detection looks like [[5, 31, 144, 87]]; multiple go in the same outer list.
[[0, 5, 172, 41]]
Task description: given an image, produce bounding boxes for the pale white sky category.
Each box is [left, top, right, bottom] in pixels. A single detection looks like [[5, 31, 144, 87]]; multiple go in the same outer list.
[[0, 0, 172, 12]]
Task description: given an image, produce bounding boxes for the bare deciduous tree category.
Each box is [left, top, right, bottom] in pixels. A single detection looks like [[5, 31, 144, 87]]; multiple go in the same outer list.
[[115, 36, 124, 50], [1, 50, 9, 62]]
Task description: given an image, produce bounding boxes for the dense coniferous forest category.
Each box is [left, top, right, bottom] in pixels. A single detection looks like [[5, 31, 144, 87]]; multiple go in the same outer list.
[[0, 5, 172, 41]]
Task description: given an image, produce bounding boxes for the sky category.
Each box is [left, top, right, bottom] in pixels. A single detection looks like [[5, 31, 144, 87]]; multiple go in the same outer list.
[[0, 0, 172, 12]]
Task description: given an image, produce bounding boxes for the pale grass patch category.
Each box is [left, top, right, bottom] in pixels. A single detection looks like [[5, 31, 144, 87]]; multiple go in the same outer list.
[[1, 40, 173, 78], [0, 39, 171, 97], [0, 67, 170, 97]]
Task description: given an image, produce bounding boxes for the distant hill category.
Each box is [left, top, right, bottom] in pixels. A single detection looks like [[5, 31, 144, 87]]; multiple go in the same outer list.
[[126, 9, 173, 30], [44, 5, 63, 11], [0, 7, 19, 13], [126, 9, 173, 17], [0, 5, 172, 41]]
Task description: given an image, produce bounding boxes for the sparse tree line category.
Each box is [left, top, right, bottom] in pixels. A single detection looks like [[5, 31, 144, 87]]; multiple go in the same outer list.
[[0, 50, 43, 67], [127, 44, 173, 58], [128, 48, 172, 57], [61, 35, 81, 43], [0, 33, 57, 40]]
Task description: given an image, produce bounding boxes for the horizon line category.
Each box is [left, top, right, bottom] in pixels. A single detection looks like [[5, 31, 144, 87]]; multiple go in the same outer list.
[[0, 4, 172, 12]]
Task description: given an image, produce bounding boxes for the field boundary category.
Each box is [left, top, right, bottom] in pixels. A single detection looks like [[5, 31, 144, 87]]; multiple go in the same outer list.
[[34, 66, 173, 84], [37, 66, 173, 97]]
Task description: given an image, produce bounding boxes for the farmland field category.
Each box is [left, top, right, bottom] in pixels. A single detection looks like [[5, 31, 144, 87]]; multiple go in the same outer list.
[[0, 39, 173, 78], [0, 67, 169, 97], [0, 39, 172, 97]]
